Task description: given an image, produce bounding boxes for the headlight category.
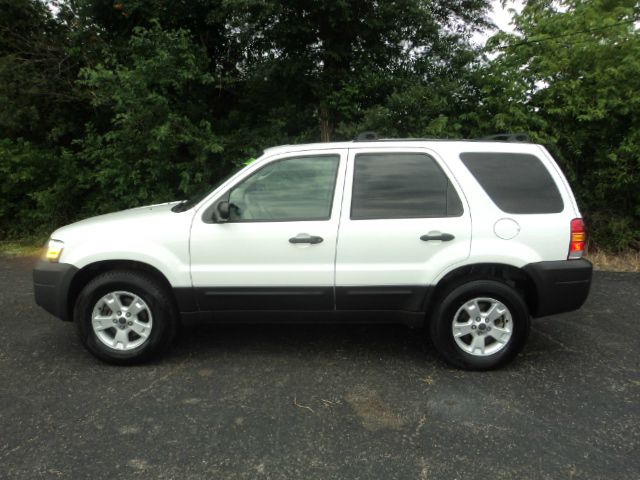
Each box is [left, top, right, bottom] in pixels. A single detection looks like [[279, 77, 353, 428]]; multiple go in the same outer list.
[[45, 239, 64, 262]]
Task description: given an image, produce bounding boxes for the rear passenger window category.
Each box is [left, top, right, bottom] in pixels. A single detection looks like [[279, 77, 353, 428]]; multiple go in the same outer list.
[[460, 152, 564, 214], [351, 153, 463, 220]]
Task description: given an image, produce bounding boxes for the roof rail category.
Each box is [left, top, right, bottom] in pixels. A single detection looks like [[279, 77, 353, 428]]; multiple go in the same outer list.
[[481, 133, 531, 143], [354, 131, 378, 141]]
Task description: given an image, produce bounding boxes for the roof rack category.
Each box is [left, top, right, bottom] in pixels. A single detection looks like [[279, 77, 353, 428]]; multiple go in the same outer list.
[[354, 131, 379, 141], [481, 133, 531, 143], [351, 131, 533, 143]]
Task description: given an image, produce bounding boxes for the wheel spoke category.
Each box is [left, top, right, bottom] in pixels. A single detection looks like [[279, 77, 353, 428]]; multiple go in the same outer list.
[[130, 320, 150, 338], [470, 334, 485, 354], [127, 296, 146, 316], [104, 293, 124, 313], [486, 302, 507, 323], [113, 328, 129, 349], [463, 300, 480, 319], [453, 321, 474, 338], [489, 326, 510, 344], [92, 315, 115, 331]]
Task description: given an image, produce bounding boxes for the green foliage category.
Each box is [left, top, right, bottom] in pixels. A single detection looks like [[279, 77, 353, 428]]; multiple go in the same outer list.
[[0, 0, 638, 252], [0, 139, 62, 237], [483, 0, 640, 251], [214, 0, 490, 140], [0, 0, 88, 144], [588, 212, 637, 253], [74, 24, 223, 215]]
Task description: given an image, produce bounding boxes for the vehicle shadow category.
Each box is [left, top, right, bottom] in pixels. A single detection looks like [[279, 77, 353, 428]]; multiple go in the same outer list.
[[170, 322, 435, 362], [161, 313, 590, 373]]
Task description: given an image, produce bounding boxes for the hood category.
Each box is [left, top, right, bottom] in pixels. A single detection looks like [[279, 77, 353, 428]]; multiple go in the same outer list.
[[51, 201, 185, 241]]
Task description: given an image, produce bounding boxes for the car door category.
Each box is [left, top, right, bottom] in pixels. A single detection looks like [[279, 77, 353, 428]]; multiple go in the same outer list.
[[335, 147, 471, 311], [190, 149, 347, 311]]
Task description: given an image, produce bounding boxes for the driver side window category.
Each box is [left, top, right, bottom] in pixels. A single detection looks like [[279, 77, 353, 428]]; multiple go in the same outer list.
[[227, 155, 340, 222]]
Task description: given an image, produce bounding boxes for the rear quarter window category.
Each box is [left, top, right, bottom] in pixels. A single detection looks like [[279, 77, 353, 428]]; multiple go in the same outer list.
[[459, 152, 564, 214]]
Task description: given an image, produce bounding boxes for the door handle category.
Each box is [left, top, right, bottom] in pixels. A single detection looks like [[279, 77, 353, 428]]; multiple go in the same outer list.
[[420, 232, 455, 242], [289, 234, 324, 245]]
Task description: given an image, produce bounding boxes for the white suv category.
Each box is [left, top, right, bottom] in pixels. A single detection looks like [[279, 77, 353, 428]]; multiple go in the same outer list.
[[33, 136, 592, 369]]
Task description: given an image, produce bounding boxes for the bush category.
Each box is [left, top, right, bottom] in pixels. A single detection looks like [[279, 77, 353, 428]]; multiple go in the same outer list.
[[73, 24, 224, 217], [587, 212, 640, 254], [0, 139, 60, 239]]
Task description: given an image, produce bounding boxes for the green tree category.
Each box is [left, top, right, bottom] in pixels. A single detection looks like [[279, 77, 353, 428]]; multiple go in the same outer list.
[[74, 23, 223, 215], [0, 0, 90, 237], [225, 0, 491, 141], [483, 0, 640, 250], [0, 0, 89, 144]]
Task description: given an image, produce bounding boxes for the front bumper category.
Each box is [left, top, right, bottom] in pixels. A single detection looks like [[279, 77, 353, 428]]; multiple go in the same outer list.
[[33, 261, 78, 321], [523, 259, 593, 318]]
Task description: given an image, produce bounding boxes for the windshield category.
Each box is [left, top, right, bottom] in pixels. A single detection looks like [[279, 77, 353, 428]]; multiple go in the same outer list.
[[171, 167, 242, 212]]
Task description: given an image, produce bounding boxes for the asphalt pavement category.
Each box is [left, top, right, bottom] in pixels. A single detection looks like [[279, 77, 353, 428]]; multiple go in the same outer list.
[[1, 256, 638, 480]]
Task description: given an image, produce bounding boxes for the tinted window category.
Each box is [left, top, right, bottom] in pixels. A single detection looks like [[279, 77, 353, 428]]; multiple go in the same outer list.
[[351, 153, 463, 220], [460, 152, 564, 214], [228, 155, 339, 221]]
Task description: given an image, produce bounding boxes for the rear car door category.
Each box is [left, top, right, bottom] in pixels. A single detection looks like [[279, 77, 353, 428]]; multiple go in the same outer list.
[[335, 147, 471, 310]]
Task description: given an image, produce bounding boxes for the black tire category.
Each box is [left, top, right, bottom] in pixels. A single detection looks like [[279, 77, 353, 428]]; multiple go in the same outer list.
[[429, 279, 530, 370], [74, 270, 178, 365]]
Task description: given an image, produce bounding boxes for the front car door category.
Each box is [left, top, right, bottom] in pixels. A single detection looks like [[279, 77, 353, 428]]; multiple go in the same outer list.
[[190, 149, 347, 311], [335, 147, 471, 311]]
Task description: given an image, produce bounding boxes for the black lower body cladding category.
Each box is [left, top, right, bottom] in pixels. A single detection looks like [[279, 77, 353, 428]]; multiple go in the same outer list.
[[523, 259, 593, 317], [33, 261, 78, 321], [34, 259, 593, 323]]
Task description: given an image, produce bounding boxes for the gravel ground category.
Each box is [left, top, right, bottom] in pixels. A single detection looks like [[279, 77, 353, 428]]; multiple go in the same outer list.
[[1, 256, 638, 480]]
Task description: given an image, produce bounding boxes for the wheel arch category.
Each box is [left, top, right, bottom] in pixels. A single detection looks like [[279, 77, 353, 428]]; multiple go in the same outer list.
[[67, 260, 178, 322], [427, 263, 538, 318]]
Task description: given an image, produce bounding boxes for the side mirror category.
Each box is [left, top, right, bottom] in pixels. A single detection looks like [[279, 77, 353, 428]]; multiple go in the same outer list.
[[215, 201, 230, 222]]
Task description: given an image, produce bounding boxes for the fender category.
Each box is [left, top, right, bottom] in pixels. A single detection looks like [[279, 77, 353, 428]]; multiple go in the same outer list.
[[63, 240, 191, 288]]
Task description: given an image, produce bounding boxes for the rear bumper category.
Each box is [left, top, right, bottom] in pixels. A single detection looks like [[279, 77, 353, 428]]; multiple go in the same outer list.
[[33, 261, 78, 321], [523, 259, 593, 318]]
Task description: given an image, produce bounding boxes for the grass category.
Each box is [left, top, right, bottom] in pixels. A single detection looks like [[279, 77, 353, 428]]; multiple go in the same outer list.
[[0, 240, 43, 258], [585, 250, 640, 272], [1, 240, 639, 272]]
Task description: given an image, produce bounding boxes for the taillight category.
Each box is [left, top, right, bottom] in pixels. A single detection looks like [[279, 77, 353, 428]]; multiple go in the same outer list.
[[568, 218, 586, 259]]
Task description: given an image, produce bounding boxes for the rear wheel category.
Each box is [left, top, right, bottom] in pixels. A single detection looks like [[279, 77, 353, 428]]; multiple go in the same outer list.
[[75, 270, 178, 365], [430, 280, 530, 370]]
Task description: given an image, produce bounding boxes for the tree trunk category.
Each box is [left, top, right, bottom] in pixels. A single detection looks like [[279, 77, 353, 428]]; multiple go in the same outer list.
[[319, 105, 334, 142]]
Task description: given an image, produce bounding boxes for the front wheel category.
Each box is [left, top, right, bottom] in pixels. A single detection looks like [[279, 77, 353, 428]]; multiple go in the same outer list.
[[74, 270, 178, 365], [429, 280, 530, 370]]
